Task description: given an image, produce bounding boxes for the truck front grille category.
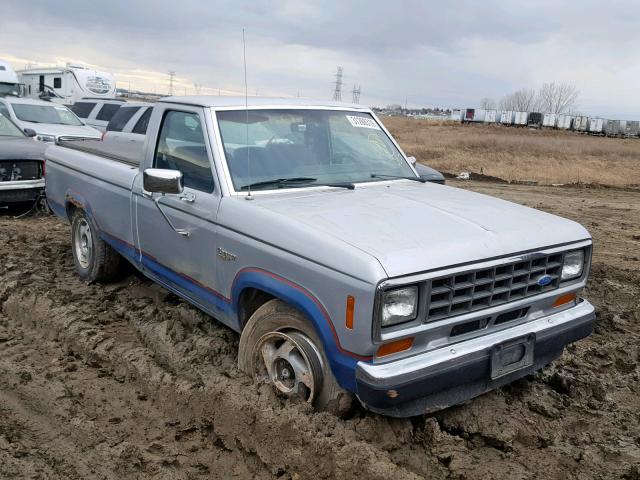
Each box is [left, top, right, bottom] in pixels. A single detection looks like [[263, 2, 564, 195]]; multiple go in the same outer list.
[[426, 253, 563, 322], [0, 160, 42, 182]]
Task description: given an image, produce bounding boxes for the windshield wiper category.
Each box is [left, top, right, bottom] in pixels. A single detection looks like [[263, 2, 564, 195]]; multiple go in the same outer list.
[[371, 173, 426, 183], [239, 177, 355, 191]]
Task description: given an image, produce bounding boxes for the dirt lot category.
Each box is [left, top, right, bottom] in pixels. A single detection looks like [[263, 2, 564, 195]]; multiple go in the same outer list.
[[1, 182, 639, 480], [383, 117, 640, 188]]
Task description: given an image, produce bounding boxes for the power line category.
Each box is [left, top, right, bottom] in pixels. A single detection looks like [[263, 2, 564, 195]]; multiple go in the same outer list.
[[332, 66, 343, 101]]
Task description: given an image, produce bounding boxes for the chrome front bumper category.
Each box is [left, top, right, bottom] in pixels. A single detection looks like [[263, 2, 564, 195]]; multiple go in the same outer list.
[[0, 178, 45, 191], [355, 299, 596, 417]]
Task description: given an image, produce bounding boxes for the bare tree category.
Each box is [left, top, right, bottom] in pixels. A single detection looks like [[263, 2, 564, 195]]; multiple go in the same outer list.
[[499, 88, 538, 111], [537, 82, 579, 114], [479, 97, 496, 110]]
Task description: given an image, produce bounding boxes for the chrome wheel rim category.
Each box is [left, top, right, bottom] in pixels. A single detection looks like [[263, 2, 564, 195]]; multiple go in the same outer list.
[[74, 218, 93, 269], [254, 331, 322, 403]]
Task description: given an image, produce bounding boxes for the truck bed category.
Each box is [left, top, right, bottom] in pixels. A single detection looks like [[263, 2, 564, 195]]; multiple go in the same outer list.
[[58, 138, 142, 167]]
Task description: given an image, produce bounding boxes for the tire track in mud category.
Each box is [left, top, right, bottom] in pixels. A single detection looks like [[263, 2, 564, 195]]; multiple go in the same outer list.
[[2, 287, 425, 480], [1, 184, 640, 479]]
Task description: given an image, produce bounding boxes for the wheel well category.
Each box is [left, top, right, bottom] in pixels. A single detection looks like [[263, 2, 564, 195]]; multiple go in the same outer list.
[[237, 288, 276, 329], [65, 202, 79, 221]]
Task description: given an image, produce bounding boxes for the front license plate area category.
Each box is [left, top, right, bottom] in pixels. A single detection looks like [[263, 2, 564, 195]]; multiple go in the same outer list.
[[491, 334, 535, 380]]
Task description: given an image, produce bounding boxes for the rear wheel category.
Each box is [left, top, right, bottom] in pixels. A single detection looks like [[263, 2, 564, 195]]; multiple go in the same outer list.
[[70, 210, 121, 283], [238, 299, 352, 415]]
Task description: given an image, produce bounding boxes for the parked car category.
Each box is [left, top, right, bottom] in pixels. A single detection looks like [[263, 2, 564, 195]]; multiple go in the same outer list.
[[70, 99, 125, 131], [0, 97, 101, 142], [102, 102, 153, 142], [0, 113, 46, 204], [45, 96, 595, 417]]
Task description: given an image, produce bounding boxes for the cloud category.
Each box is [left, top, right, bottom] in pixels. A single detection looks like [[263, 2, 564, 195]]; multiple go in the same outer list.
[[1, 0, 639, 116]]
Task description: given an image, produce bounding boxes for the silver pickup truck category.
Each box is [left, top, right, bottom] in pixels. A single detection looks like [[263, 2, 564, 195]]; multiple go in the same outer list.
[[45, 97, 595, 417]]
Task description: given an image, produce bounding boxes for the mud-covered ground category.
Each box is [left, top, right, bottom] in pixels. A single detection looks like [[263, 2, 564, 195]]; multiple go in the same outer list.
[[1, 182, 639, 480]]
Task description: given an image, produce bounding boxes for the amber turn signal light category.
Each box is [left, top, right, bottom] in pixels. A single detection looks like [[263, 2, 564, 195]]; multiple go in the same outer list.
[[376, 337, 414, 357], [346, 295, 355, 330], [553, 292, 576, 308]]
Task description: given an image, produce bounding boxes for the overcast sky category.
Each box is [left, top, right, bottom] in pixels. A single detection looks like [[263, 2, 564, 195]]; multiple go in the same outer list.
[[2, 0, 640, 118]]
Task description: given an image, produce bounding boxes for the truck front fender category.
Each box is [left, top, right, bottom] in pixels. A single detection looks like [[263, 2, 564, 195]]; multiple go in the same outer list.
[[231, 267, 371, 392]]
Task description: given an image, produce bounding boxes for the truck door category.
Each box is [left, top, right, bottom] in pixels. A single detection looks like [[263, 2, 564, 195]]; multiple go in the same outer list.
[[133, 107, 226, 317]]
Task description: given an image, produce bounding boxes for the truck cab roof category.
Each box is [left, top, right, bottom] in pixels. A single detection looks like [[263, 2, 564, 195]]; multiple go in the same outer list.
[[159, 95, 366, 110]]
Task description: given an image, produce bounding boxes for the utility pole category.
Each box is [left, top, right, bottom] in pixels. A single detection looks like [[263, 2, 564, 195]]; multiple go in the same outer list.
[[332, 66, 343, 101], [352, 84, 361, 104], [168, 71, 176, 96]]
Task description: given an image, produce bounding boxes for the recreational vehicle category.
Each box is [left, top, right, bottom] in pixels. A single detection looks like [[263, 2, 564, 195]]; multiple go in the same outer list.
[[18, 64, 116, 105]]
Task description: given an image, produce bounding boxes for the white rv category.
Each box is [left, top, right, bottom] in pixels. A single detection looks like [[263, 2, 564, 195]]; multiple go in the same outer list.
[[0, 60, 23, 97], [18, 64, 116, 105]]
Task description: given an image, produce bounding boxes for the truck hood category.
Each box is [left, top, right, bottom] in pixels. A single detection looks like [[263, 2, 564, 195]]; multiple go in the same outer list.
[[252, 182, 591, 278], [0, 137, 47, 160], [20, 122, 101, 139]]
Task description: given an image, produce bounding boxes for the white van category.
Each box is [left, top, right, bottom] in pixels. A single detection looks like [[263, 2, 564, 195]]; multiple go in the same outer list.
[[18, 64, 116, 105], [103, 102, 153, 142], [70, 99, 125, 132]]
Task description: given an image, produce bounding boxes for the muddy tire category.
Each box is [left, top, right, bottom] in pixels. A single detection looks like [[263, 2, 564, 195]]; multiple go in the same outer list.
[[238, 299, 353, 416], [70, 209, 121, 283]]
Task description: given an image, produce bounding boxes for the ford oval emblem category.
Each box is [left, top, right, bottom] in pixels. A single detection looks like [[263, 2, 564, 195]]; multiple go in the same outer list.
[[536, 274, 553, 286]]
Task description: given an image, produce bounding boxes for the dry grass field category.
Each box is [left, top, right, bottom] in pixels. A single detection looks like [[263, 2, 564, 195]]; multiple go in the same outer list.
[[383, 117, 640, 187]]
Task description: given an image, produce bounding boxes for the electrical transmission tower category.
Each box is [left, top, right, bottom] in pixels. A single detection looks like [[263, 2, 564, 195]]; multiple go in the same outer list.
[[352, 84, 361, 104], [332, 66, 343, 101], [168, 71, 176, 96]]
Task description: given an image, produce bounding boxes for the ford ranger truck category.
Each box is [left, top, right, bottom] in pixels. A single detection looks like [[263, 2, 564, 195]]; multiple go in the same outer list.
[[45, 97, 595, 417]]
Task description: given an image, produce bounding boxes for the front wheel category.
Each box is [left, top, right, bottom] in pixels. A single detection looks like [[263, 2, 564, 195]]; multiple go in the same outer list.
[[70, 209, 121, 283], [238, 299, 352, 416]]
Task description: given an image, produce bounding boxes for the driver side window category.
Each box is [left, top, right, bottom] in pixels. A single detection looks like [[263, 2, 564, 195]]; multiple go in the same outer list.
[[154, 110, 214, 192]]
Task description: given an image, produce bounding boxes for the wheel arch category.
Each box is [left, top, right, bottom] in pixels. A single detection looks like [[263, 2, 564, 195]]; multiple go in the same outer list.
[[231, 268, 368, 392]]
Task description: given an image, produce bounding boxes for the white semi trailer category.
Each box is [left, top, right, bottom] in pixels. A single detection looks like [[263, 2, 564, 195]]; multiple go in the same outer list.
[[18, 64, 116, 105], [0, 60, 23, 97]]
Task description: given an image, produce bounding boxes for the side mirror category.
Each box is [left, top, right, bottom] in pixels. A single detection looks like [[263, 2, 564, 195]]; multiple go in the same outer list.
[[143, 168, 183, 195], [23, 128, 37, 138], [407, 156, 417, 165]]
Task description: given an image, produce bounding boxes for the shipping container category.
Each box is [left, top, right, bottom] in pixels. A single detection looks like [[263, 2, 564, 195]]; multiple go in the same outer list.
[[450, 109, 462, 122], [463, 108, 477, 122], [588, 117, 604, 134], [499, 110, 514, 125], [542, 113, 558, 128], [625, 120, 639, 137], [514, 111, 528, 126], [557, 114, 573, 130], [472, 109, 486, 122], [484, 109, 498, 123], [574, 116, 589, 132], [528, 112, 543, 127], [604, 119, 621, 136]]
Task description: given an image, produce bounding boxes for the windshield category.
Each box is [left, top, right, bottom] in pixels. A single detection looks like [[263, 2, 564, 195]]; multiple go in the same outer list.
[[11, 103, 83, 126], [0, 83, 21, 97], [0, 113, 25, 137], [216, 109, 415, 191]]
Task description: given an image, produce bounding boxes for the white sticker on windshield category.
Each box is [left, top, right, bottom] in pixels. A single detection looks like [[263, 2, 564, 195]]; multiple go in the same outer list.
[[54, 106, 67, 110], [346, 115, 380, 130]]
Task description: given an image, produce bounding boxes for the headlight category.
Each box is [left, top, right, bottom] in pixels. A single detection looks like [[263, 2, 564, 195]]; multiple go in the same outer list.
[[36, 134, 56, 143], [381, 286, 418, 327], [561, 249, 584, 281]]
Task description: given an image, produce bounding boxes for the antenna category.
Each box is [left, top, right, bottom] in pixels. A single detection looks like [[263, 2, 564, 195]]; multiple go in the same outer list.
[[243, 28, 253, 200]]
